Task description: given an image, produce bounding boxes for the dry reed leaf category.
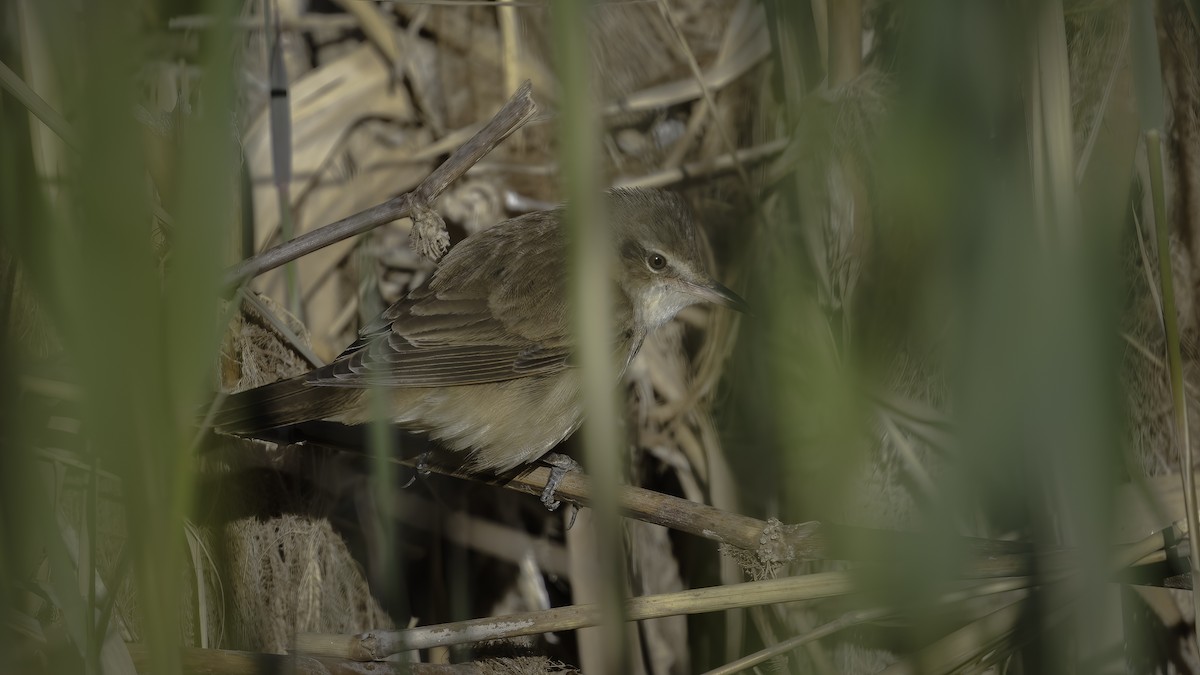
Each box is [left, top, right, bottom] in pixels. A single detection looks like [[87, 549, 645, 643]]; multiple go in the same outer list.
[[243, 42, 436, 354], [330, 0, 401, 71], [395, 3, 556, 109], [627, 520, 688, 674]]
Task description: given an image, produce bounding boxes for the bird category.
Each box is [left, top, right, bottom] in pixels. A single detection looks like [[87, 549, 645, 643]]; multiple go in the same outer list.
[[213, 187, 747, 508]]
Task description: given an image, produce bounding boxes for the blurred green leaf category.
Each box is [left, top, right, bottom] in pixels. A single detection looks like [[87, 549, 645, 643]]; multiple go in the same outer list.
[[1130, 0, 1165, 131]]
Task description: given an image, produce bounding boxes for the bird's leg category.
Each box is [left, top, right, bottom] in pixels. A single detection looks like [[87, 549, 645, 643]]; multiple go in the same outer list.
[[540, 452, 581, 512]]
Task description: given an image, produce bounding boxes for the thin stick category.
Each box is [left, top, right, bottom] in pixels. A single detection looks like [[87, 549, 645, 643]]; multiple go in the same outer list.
[[1147, 129, 1200, 622], [877, 598, 1026, 675], [262, 0, 301, 317], [222, 81, 537, 289], [394, 491, 570, 576], [0, 59, 78, 149], [662, 0, 760, 169], [613, 138, 786, 190], [704, 609, 880, 675], [294, 572, 855, 660], [704, 575, 1035, 675], [1112, 522, 1179, 572], [496, 0, 522, 99], [601, 37, 770, 119], [1132, 208, 1164, 324], [654, 0, 754, 194]]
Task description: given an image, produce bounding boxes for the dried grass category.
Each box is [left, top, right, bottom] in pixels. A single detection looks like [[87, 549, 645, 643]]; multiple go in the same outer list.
[[16, 0, 1200, 672], [222, 514, 392, 654]]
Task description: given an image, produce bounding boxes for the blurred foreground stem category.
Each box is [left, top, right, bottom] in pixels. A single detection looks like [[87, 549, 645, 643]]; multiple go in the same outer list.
[[552, 0, 628, 671], [1146, 129, 1200, 637]]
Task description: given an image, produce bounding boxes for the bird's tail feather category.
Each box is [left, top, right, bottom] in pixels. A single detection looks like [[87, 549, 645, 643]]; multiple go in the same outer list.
[[212, 376, 358, 435]]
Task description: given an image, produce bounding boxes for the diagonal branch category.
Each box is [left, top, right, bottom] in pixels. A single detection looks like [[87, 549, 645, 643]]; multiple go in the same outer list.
[[222, 80, 538, 290]]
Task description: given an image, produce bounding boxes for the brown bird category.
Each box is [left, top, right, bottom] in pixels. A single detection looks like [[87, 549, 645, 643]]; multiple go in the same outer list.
[[214, 188, 746, 507]]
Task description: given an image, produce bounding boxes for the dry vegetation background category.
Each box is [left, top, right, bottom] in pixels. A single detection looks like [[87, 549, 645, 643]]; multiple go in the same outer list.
[[3, 0, 1200, 674]]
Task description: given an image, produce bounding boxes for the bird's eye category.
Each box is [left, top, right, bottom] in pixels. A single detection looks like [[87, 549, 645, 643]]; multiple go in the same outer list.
[[647, 253, 667, 271]]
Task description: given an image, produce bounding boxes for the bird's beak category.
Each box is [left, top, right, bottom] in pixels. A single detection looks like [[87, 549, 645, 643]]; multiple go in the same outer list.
[[687, 279, 751, 313]]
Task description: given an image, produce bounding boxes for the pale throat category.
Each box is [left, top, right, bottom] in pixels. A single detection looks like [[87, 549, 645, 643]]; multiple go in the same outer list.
[[635, 280, 698, 331]]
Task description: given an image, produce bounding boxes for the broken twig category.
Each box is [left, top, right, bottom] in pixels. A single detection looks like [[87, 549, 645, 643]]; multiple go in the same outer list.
[[223, 81, 538, 290]]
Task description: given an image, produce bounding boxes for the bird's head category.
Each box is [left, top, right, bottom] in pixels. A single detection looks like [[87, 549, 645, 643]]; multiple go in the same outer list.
[[607, 189, 748, 331]]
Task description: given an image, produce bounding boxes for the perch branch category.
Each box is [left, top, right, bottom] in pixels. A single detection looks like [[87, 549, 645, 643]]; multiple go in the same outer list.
[[409, 459, 1034, 574], [222, 80, 537, 290], [418, 459, 823, 556], [413, 459, 1180, 582]]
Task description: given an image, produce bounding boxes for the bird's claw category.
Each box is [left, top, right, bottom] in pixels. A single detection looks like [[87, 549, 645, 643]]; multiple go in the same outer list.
[[540, 453, 581, 519], [401, 452, 432, 489]]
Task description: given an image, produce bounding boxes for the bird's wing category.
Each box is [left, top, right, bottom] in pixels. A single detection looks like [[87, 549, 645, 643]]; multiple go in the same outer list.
[[307, 212, 573, 388]]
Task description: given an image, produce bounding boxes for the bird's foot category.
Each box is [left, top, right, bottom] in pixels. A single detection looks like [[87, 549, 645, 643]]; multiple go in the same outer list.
[[540, 452, 581, 514], [401, 452, 432, 489]]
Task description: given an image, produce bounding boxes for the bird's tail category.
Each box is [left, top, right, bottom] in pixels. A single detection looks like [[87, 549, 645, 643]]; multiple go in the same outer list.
[[211, 375, 359, 435]]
